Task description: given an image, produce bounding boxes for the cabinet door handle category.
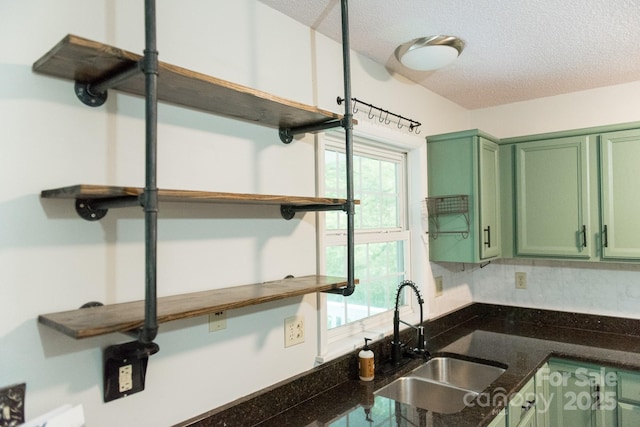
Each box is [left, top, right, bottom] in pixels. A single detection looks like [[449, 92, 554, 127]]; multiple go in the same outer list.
[[522, 399, 536, 412], [603, 225, 609, 248], [484, 226, 491, 248], [582, 225, 587, 248]]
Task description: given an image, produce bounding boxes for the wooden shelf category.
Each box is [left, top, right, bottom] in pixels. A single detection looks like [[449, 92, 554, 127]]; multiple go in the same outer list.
[[33, 34, 341, 130], [41, 184, 350, 208], [39, 275, 354, 339]]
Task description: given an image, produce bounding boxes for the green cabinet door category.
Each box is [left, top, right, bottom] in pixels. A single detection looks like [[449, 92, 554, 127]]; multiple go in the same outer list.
[[599, 129, 640, 260], [480, 138, 501, 259], [536, 364, 550, 427], [548, 360, 597, 426], [547, 359, 617, 427], [508, 376, 536, 427], [427, 130, 501, 263], [488, 408, 507, 427], [515, 136, 592, 258]]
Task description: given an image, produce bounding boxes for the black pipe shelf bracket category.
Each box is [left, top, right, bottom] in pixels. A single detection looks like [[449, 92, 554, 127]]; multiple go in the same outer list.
[[75, 61, 143, 107], [337, 96, 421, 134], [280, 203, 346, 220], [278, 119, 345, 144], [75, 196, 142, 221]]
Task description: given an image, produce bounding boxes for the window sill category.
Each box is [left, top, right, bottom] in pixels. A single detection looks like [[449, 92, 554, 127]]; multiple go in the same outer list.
[[315, 308, 423, 365]]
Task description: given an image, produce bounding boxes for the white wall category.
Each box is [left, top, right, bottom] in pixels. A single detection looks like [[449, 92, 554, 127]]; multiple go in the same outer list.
[[460, 81, 640, 319], [0, 1, 469, 425], [471, 81, 640, 138]]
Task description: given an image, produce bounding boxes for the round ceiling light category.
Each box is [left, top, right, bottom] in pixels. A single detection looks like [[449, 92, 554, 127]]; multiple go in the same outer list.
[[394, 35, 465, 71]]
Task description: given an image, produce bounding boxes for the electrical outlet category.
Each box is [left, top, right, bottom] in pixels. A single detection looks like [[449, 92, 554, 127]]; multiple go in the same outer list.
[[118, 364, 133, 393], [209, 311, 227, 332], [103, 341, 153, 402], [515, 272, 527, 289], [434, 276, 443, 297], [284, 316, 305, 347]]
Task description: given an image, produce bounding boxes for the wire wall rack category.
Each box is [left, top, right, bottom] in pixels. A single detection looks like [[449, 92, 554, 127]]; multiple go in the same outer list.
[[424, 194, 470, 239]]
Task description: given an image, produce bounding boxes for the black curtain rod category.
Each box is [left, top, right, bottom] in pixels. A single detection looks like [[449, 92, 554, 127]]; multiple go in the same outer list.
[[337, 96, 421, 133]]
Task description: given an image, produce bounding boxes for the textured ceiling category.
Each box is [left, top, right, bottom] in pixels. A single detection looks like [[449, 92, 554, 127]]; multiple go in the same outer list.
[[258, 0, 640, 109]]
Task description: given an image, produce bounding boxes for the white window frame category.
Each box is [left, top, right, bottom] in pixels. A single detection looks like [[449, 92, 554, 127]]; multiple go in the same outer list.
[[316, 129, 425, 363]]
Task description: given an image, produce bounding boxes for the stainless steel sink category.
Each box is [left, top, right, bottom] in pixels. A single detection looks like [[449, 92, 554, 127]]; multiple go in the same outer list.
[[410, 356, 506, 392], [375, 376, 478, 414], [375, 355, 506, 414]]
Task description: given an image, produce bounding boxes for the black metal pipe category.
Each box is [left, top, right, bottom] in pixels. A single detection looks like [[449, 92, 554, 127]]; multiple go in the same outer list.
[[90, 61, 143, 96], [86, 196, 142, 210], [337, 96, 422, 131], [279, 119, 344, 143], [281, 204, 346, 220], [340, 0, 355, 297], [139, 0, 159, 345]]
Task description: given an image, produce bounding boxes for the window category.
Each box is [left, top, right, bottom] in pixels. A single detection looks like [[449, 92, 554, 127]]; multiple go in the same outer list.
[[321, 135, 410, 334]]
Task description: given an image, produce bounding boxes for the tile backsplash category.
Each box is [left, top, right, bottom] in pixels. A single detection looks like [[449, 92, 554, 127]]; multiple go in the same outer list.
[[432, 259, 640, 319]]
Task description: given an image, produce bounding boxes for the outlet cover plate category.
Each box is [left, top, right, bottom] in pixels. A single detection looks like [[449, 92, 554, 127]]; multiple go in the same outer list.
[[515, 272, 527, 289], [103, 341, 153, 402], [435, 276, 443, 297], [209, 311, 227, 332], [284, 316, 305, 347], [0, 383, 25, 425]]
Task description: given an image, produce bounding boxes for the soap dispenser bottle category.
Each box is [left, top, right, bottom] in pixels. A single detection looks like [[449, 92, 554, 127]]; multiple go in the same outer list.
[[358, 338, 375, 381]]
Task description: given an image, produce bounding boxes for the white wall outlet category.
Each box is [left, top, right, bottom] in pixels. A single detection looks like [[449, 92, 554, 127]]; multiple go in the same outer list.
[[284, 316, 305, 347], [118, 364, 133, 393], [435, 276, 444, 297], [209, 311, 227, 332], [515, 272, 527, 289]]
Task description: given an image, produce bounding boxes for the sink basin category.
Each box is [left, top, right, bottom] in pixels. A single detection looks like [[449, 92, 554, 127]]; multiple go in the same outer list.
[[410, 356, 506, 392], [374, 355, 506, 414], [375, 376, 478, 414]]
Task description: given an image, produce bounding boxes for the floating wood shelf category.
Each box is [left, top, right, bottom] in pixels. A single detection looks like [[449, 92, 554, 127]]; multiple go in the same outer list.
[[41, 184, 351, 207], [39, 275, 356, 339], [32, 34, 342, 130]]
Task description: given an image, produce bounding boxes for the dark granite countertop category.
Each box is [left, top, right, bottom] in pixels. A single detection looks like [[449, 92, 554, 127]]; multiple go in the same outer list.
[[180, 304, 640, 427]]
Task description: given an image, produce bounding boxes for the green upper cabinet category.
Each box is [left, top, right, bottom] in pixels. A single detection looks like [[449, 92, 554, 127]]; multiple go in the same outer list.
[[514, 135, 593, 258], [427, 130, 501, 263], [599, 129, 640, 260]]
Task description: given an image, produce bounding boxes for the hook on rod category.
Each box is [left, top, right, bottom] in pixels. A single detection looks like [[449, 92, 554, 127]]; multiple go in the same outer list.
[[336, 96, 421, 133]]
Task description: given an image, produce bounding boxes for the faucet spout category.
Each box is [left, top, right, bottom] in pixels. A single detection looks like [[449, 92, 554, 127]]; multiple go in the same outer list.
[[391, 280, 427, 366]]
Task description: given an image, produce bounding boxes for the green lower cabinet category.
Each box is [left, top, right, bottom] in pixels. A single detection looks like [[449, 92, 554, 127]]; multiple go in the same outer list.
[[535, 364, 550, 427], [618, 402, 640, 426], [508, 376, 536, 427], [488, 408, 507, 427], [547, 359, 617, 427], [599, 129, 640, 260], [617, 370, 640, 426]]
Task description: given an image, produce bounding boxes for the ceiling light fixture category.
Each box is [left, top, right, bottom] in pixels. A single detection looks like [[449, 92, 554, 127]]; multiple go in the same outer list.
[[395, 35, 465, 71]]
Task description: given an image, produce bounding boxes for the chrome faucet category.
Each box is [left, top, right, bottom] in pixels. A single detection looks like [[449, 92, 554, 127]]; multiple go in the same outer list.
[[391, 280, 428, 365]]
